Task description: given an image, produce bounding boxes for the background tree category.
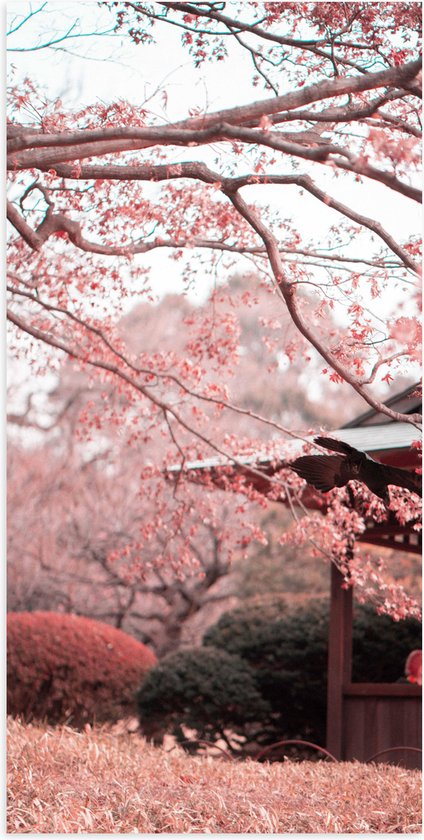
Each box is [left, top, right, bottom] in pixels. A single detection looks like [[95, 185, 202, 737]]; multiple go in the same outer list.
[[8, 271, 356, 653], [8, 439, 246, 655]]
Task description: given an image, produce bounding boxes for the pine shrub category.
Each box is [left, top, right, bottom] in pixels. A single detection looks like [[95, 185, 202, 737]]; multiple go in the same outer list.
[[7, 611, 157, 727], [204, 596, 328, 742], [204, 596, 422, 744], [351, 604, 423, 682], [137, 647, 271, 751], [136, 598, 421, 755]]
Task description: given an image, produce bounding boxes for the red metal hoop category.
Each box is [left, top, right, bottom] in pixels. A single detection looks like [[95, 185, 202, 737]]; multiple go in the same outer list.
[[256, 738, 338, 762]]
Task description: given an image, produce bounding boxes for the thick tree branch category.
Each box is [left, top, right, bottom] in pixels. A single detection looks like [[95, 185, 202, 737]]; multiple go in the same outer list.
[[7, 200, 44, 250], [8, 117, 420, 207], [7, 58, 421, 164]]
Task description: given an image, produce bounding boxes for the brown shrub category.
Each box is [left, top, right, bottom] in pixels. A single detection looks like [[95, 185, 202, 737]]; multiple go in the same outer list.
[[7, 611, 157, 727]]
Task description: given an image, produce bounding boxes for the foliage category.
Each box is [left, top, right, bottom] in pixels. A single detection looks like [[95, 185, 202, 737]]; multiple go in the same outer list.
[[351, 604, 423, 682], [233, 506, 330, 598], [7, 280, 338, 657], [204, 596, 329, 744], [7, 440, 240, 656], [137, 596, 421, 752], [204, 597, 422, 743], [7, 611, 157, 727], [6, 2, 422, 620], [137, 646, 270, 749], [235, 506, 422, 602], [8, 3, 421, 418]]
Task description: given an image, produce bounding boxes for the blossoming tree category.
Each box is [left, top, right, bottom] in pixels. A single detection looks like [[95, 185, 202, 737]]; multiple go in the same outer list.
[[7, 2, 422, 618]]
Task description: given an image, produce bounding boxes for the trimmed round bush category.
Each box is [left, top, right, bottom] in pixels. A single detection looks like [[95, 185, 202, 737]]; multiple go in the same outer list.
[[137, 647, 271, 750], [7, 611, 157, 727]]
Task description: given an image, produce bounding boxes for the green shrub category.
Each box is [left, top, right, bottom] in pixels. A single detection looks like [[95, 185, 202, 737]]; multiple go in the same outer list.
[[351, 604, 423, 682], [204, 597, 422, 744], [7, 611, 157, 727], [136, 597, 421, 755], [137, 647, 271, 751], [204, 596, 329, 742]]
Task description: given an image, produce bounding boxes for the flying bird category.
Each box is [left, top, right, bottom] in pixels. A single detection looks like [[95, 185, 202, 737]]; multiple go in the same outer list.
[[290, 436, 422, 502]]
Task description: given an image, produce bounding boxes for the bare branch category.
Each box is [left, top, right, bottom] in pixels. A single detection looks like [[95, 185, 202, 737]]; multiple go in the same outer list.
[[226, 189, 422, 426], [7, 162, 417, 272]]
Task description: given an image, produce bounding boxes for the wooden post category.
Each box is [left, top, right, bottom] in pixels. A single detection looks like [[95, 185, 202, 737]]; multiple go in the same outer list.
[[326, 560, 353, 759]]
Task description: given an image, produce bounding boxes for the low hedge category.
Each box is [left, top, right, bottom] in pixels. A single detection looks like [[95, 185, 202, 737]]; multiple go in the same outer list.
[[7, 611, 157, 727], [204, 597, 422, 743]]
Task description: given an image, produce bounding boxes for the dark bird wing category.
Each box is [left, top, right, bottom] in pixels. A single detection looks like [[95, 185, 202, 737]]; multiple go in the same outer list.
[[290, 454, 347, 492], [378, 464, 422, 497], [293, 437, 421, 499], [313, 436, 361, 457]]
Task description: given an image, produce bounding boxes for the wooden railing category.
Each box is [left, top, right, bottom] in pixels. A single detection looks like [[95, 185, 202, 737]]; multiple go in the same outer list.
[[326, 564, 422, 769]]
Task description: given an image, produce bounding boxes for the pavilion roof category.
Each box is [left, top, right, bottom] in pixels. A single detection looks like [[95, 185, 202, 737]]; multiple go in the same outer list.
[[169, 384, 421, 553], [173, 420, 420, 475]]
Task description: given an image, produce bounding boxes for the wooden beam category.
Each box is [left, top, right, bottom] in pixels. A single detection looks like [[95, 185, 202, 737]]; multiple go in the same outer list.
[[326, 561, 353, 758], [344, 683, 422, 697], [358, 534, 422, 554]]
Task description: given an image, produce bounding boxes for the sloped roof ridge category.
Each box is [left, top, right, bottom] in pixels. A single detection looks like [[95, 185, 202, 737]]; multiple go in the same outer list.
[[342, 382, 421, 429]]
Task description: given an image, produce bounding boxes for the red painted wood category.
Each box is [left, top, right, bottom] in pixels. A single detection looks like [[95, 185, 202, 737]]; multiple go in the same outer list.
[[344, 683, 422, 697], [326, 562, 353, 758]]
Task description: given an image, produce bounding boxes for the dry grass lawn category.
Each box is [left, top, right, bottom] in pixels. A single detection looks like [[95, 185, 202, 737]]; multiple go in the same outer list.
[[7, 716, 422, 833]]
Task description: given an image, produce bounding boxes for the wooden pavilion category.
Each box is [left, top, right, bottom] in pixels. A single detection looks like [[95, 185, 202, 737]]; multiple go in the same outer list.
[[175, 384, 422, 768]]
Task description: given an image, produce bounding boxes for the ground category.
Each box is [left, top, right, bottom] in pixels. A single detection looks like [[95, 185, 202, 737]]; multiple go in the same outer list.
[[7, 717, 422, 833]]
